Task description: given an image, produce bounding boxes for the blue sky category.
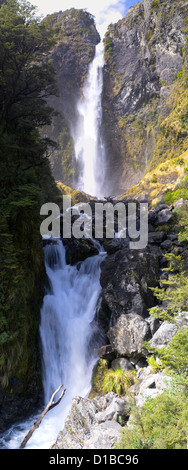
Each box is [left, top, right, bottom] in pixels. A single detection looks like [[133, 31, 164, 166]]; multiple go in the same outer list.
[[32, 0, 140, 36]]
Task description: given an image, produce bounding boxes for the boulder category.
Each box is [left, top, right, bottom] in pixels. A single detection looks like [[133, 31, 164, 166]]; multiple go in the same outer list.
[[155, 208, 173, 226], [149, 321, 178, 348], [107, 313, 151, 359], [136, 367, 172, 394], [53, 393, 127, 449], [155, 204, 172, 213], [174, 198, 187, 209], [160, 239, 173, 251], [135, 388, 163, 407], [133, 367, 172, 407], [100, 246, 159, 326], [148, 231, 166, 244]]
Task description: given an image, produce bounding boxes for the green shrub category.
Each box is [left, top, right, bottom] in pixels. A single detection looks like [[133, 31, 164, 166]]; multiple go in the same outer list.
[[150, 0, 159, 11], [116, 390, 188, 449], [102, 369, 135, 395]]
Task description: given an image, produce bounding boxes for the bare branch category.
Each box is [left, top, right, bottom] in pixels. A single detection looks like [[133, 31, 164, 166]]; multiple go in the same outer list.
[[19, 384, 66, 449]]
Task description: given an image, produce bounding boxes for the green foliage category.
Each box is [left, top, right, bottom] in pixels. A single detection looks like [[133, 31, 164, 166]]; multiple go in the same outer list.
[[148, 247, 188, 321], [175, 202, 188, 241], [151, 174, 158, 183], [91, 362, 136, 398], [145, 327, 188, 380], [90, 359, 109, 398], [0, 0, 60, 391], [156, 328, 188, 375], [104, 32, 114, 61], [164, 175, 188, 204], [147, 355, 162, 372], [150, 0, 159, 11], [117, 327, 188, 449], [102, 369, 135, 395], [116, 390, 188, 449]]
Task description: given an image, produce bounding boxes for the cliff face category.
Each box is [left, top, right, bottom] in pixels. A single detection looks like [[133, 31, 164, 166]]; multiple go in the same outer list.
[[44, 9, 100, 186], [45, 2, 188, 197], [102, 0, 188, 194]]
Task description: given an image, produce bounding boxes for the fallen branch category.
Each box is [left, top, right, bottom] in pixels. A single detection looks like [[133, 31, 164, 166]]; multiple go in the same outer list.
[[19, 384, 66, 449]]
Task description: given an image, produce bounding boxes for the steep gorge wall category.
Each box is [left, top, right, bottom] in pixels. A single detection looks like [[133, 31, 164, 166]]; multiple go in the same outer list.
[[102, 0, 188, 195]]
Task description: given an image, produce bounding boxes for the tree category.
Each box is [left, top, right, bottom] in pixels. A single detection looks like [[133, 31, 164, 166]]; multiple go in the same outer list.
[[0, 0, 60, 394], [0, 0, 58, 134]]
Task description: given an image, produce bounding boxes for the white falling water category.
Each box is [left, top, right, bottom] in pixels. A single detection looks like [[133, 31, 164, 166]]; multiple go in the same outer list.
[[73, 42, 106, 198], [0, 240, 105, 449]]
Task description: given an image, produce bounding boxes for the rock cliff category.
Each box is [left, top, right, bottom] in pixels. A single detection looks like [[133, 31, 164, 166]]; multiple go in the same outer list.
[[45, 1, 188, 197], [102, 0, 188, 194]]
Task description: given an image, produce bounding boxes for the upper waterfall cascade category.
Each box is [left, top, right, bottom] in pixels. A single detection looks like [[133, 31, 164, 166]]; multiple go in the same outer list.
[[73, 42, 106, 199]]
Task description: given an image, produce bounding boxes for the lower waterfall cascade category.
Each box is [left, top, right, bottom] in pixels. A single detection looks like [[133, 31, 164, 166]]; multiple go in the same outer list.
[[0, 240, 106, 449]]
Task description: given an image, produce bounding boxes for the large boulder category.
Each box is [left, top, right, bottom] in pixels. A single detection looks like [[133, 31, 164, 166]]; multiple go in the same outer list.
[[53, 393, 127, 449], [99, 247, 159, 328], [107, 313, 151, 359]]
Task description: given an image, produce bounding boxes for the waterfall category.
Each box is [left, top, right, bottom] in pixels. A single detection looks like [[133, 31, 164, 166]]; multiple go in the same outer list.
[[73, 42, 106, 199], [0, 240, 105, 449], [0, 34, 107, 453], [40, 240, 103, 406]]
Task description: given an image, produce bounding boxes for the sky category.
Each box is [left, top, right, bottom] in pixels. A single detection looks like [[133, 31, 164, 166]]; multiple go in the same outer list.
[[31, 0, 139, 36]]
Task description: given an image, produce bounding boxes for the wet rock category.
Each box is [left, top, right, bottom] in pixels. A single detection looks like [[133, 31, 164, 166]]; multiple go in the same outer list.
[[159, 256, 169, 269], [103, 238, 128, 255], [64, 238, 98, 264], [155, 204, 172, 213]]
